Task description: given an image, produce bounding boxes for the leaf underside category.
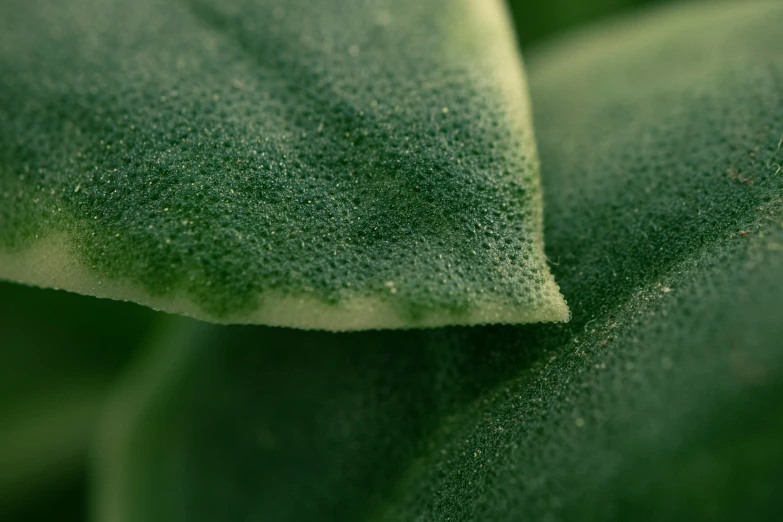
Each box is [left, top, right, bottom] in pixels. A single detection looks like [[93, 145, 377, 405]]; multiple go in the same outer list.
[[93, 1, 783, 521], [0, 0, 568, 330]]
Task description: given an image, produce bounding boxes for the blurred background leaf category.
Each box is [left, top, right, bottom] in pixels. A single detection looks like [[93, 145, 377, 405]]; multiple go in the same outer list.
[[0, 283, 157, 521], [510, 0, 672, 48]]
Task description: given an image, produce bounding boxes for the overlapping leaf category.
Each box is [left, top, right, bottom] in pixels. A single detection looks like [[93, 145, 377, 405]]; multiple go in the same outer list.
[[0, 0, 567, 329]]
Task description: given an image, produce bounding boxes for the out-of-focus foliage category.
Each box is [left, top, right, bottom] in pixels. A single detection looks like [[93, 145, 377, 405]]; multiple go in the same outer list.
[[0, 282, 157, 521], [510, 0, 667, 47], [94, 1, 783, 521]]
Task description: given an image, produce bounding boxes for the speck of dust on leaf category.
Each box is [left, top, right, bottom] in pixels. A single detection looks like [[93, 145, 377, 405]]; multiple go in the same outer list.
[[767, 132, 783, 174]]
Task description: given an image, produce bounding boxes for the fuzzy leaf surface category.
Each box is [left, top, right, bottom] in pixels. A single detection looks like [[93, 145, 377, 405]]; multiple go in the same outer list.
[[0, 0, 567, 330]]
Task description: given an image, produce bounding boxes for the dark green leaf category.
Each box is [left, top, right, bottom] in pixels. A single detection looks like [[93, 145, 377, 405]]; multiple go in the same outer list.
[[0, 281, 156, 517], [509, 0, 664, 48], [0, 0, 567, 329]]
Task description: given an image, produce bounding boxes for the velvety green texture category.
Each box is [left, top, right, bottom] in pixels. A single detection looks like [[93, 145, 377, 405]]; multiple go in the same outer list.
[[94, 1, 783, 521], [0, 281, 157, 519], [0, 0, 568, 329]]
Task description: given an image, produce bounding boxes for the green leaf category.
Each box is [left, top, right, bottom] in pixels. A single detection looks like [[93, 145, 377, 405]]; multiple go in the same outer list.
[[93, 1, 783, 521], [0, 281, 156, 518], [0, 0, 568, 330], [509, 0, 659, 47]]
